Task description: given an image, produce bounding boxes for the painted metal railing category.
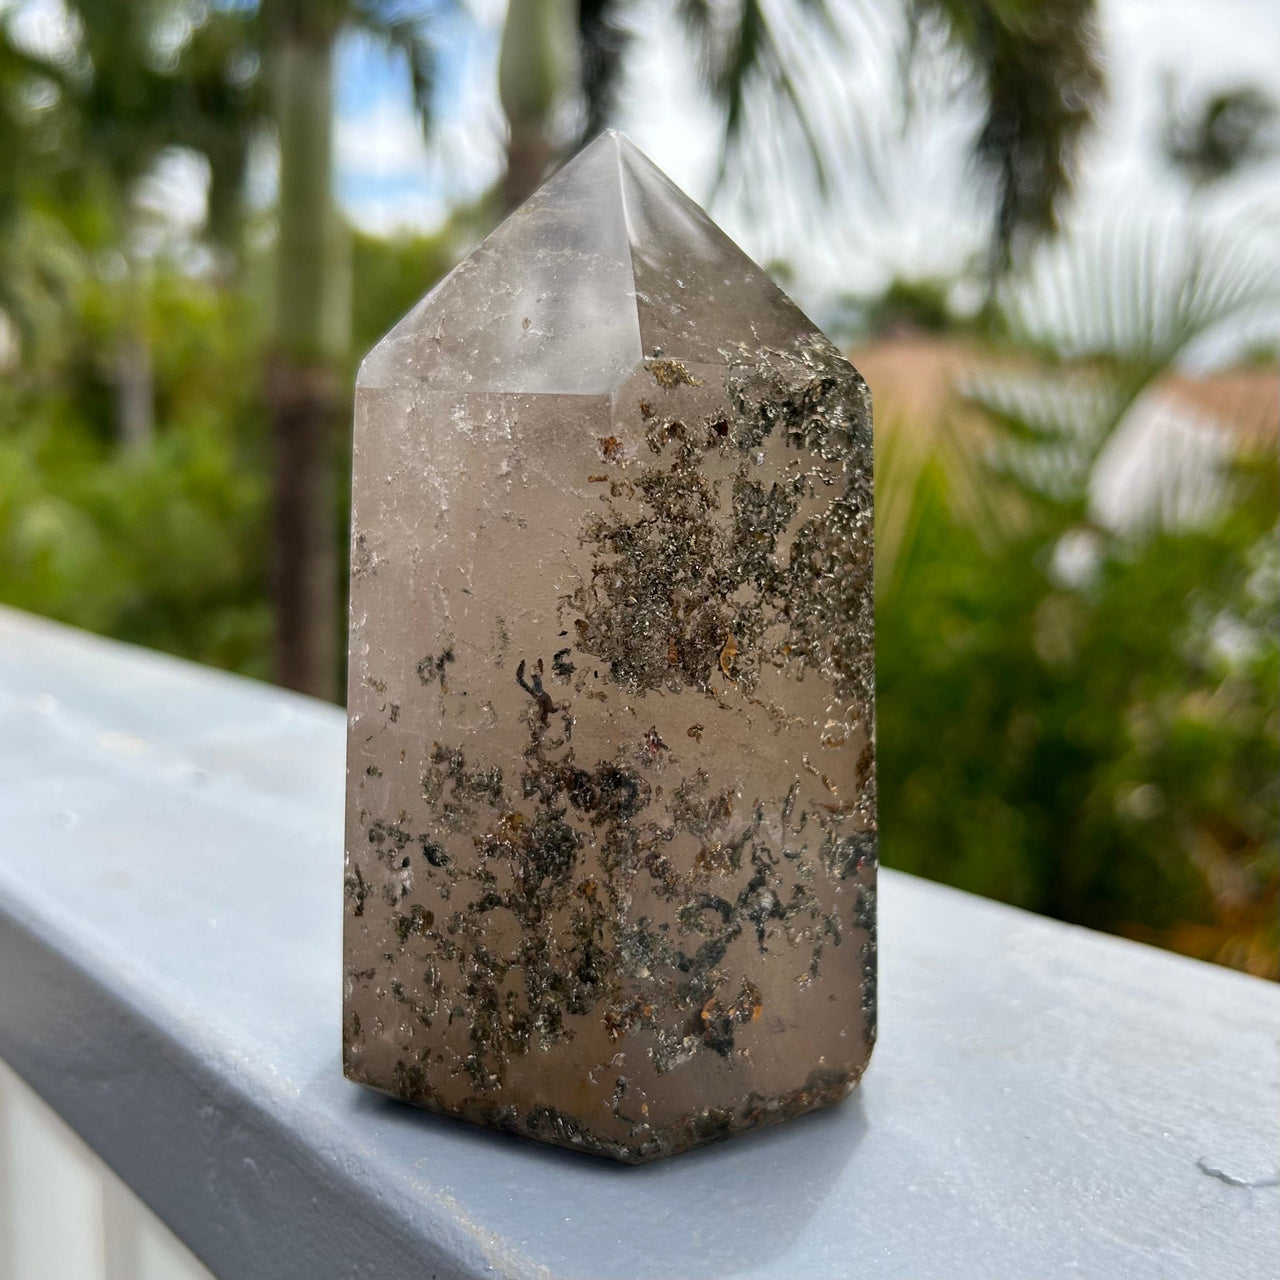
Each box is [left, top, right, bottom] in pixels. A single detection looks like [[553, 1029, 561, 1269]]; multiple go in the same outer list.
[[0, 1059, 211, 1280], [0, 606, 1276, 1280]]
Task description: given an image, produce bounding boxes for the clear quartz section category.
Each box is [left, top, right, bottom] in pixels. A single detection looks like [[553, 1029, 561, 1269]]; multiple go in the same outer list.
[[357, 133, 641, 394], [344, 131, 876, 1163]]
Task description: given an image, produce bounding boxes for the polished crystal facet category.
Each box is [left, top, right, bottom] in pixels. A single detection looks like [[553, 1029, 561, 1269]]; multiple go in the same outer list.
[[344, 131, 876, 1163]]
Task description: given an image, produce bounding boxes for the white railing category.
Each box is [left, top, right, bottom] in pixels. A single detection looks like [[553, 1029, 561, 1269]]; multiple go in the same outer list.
[[1, 605, 1277, 1280], [0, 1059, 211, 1280]]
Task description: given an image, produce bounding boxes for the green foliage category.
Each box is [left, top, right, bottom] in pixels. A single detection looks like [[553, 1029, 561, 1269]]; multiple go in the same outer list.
[[1161, 79, 1278, 190], [351, 227, 457, 359], [0, 218, 459, 679], [0, 411, 272, 672], [0, 0, 1272, 980], [878, 447, 1278, 971], [916, 0, 1106, 272], [0, 265, 272, 674], [876, 223, 1280, 978]]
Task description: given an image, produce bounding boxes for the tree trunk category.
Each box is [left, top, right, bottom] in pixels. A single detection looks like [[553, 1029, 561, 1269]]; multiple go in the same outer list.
[[268, 22, 348, 700], [116, 252, 154, 453], [268, 359, 340, 699], [499, 0, 578, 212], [503, 120, 557, 214], [115, 331, 154, 452]]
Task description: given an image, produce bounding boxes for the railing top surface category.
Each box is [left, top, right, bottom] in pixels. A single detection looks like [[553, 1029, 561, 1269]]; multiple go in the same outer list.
[[0, 606, 1276, 1280]]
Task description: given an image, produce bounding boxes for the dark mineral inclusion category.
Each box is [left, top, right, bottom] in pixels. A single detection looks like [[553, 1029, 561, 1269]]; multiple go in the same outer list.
[[344, 130, 876, 1163]]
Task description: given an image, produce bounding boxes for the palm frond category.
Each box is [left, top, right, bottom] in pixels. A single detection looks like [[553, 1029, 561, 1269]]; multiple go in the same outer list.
[[996, 213, 1280, 370], [350, 0, 449, 132], [676, 0, 838, 194], [0, 205, 86, 361], [969, 213, 1280, 522], [577, 0, 631, 143], [914, 0, 1106, 274], [875, 404, 997, 593]]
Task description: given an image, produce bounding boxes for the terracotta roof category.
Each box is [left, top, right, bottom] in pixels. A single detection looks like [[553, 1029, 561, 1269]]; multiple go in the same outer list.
[[849, 336, 1279, 444], [1159, 368, 1279, 445]]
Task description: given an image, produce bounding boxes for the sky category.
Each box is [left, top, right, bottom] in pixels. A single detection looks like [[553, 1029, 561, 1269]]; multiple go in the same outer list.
[[5, 0, 1277, 338], [333, 0, 1280, 335]]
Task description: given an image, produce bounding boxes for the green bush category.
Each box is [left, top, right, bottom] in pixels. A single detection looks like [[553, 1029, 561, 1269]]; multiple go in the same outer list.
[[876, 223, 1279, 977], [878, 439, 1278, 975], [0, 265, 272, 676]]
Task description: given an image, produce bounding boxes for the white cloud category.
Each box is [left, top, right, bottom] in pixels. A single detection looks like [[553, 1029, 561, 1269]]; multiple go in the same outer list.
[[337, 101, 436, 184]]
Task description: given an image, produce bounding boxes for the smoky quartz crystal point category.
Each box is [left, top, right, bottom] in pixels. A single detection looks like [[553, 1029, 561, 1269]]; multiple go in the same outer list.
[[344, 131, 875, 1163]]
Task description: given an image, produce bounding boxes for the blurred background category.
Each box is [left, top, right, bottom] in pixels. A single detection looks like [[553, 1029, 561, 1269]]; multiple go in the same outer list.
[[0, 0, 1275, 978]]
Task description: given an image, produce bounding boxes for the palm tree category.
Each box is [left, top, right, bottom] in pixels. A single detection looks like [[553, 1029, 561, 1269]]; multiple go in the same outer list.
[[1160, 79, 1278, 193], [917, 0, 1105, 278], [497, 0, 1105, 274], [261, 0, 440, 699], [498, 0, 578, 212], [2, 0, 439, 697], [0, 1, 267, 441]]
